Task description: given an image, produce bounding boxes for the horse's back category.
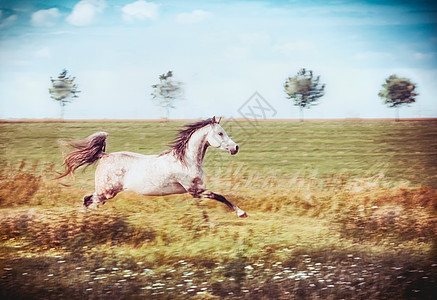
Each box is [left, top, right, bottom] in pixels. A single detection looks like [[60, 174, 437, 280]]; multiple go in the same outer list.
[[107, 151, 155, 160], [96, 151, 186, 196]]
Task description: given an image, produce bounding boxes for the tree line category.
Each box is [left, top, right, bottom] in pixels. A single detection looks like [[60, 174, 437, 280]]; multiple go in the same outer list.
[[284, 69, 418, 121], [49, 69, 418, 121]]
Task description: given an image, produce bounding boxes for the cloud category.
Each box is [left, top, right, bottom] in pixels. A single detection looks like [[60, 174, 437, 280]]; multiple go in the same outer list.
[[353, 51, 393, 60], [0, 13, 17, 29], [224, 46, 249, 60], [35, 47, 51, 58], [176, 10, 211, 24], [66, 0, 107, 26], [414, 52, 435, 60], [273, 41, 315, 55], [122, 0, 159, 22], [31, 8, 61, 27]]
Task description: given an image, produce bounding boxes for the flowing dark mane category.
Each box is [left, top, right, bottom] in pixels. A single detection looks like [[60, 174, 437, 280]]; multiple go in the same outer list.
[[162, 118, 214, 163]]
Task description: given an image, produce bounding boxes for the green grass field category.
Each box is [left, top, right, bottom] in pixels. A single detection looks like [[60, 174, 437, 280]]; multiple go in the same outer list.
[[0, 120, 436, 299]]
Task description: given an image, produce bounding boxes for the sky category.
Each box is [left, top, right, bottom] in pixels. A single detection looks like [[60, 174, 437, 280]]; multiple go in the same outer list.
[[0, 0, 436, 120]]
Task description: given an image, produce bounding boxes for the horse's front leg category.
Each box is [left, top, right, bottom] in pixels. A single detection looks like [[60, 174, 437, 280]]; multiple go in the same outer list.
[[180, 177, 247, 218], [182, 178, 247, 218], [202, 191, 247, 218]]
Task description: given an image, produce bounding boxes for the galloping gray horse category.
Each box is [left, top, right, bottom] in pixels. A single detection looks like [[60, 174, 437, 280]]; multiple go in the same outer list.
[[59, 117, 247, 218]]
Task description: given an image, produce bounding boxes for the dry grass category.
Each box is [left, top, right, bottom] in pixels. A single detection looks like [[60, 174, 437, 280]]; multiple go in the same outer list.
[[0, 162, 436, 299], [1, 120, 436, 298]]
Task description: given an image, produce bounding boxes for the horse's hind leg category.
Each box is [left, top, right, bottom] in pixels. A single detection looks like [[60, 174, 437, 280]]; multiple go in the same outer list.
[[84, 194, 93, 207], [83, 192, 112, 208]]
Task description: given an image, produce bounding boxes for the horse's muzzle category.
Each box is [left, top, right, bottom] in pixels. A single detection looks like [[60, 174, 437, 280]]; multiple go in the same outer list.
[[230, 144, 239, 155]]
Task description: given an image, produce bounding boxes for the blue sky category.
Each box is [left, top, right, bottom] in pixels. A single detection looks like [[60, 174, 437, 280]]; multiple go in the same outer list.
[[0, 0, 436, 119]]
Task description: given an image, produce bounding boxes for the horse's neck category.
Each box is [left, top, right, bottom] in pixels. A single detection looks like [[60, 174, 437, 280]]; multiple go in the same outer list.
[[185, 127, 209, 168]]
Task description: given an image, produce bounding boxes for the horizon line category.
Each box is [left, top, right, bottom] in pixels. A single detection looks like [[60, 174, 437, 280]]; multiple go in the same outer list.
[[1, 117, 437, 123]]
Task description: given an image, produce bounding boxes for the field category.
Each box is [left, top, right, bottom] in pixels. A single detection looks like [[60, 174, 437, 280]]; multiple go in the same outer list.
[[0, 119, 436, 299]]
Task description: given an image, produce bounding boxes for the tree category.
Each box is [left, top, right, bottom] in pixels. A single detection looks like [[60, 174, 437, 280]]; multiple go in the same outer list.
[[378, 74, 418, 121], [284, 68, 325, 121], [151, 71, 184, 120], [49, 69, 80, 119]]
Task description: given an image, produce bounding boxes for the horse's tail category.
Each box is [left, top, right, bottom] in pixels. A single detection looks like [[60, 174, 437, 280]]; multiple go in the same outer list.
[[57, 132, 108, 179]]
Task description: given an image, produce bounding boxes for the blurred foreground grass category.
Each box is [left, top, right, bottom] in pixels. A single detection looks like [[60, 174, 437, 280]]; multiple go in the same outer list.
[[0, 120, 436, 299]]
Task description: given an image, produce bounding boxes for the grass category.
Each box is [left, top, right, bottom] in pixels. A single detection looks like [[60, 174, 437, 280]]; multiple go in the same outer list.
[[1, 120, 437, 187], [0, 120, 436, 299]]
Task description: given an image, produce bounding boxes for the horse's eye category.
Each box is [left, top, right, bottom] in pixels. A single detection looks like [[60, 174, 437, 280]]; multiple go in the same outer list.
[[218, 132, 223, 136]]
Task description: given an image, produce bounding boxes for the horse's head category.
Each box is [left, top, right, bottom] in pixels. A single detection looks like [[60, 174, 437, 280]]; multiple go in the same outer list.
[[207, 116, 239, 155]]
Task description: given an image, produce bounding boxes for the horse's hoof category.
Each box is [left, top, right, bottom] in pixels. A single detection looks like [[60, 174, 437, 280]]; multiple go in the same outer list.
[[237, 209, 248, 218], [87, 202, 99, 210]]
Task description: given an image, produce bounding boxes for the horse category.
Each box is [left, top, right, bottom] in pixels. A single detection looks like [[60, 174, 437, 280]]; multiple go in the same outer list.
[[58, 117, 247, 218]]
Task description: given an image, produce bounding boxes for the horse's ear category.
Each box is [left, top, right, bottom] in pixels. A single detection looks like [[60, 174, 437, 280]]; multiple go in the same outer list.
[[218, 117, 222, 124], [211, 116, 216, 124]]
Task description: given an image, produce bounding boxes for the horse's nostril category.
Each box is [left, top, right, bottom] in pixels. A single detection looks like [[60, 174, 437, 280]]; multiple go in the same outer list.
[[235, 145, 239, 152]]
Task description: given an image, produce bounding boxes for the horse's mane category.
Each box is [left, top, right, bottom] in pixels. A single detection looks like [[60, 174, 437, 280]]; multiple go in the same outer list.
[[161, 118, 214, 163]]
